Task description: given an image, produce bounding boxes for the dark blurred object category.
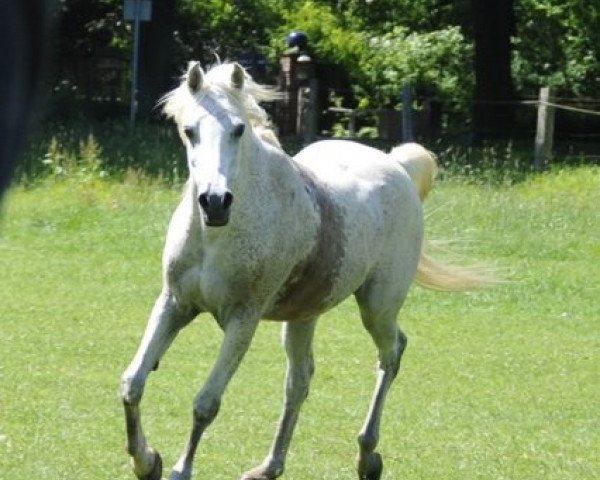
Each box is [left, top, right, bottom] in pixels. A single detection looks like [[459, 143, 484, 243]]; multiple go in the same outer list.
[[286, 31, 308, 50], [0, 0, 55, 199]]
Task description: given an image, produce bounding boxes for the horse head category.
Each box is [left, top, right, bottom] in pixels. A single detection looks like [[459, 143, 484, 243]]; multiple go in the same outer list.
[[178, 62, 249, 227]]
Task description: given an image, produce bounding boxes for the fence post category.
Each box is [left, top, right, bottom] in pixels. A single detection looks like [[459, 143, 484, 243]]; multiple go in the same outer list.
[[402, 84, 414, 142], [297, 79, 318, 145], [348, 110, 356, 138], [305, 78, 319, 144], [534, 86, 555, 170]]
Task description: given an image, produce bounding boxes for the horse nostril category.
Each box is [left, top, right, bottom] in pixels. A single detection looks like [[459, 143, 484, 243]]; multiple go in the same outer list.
[[198, 193, 209, 211], [223, 191, 234, 210], [198, 191, 233, 213]]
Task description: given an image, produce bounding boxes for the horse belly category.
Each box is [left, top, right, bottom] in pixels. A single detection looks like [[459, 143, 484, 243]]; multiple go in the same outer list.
[[264, 272, 356, 321], [263, 228, 373, 321]]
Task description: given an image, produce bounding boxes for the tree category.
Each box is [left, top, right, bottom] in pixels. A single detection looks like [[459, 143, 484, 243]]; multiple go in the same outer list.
[[512, 0, 600, 97], [138, 0, 177, 117], [471, 0, 516, 138]]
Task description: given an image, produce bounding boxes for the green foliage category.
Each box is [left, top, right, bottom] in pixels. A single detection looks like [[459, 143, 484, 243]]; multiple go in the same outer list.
[[336, 0, 471, 34], [19, 120, 185, 185], [436, 140, 533, 186], [513, 0, 600, 96], [271, 2, 473, 113], [270, 1, 366, 68], [42, 134, 108, 183], [175, 0, 284, 66], [54, 0, 130, 69], [358, 26, 473, 110], [51, 0, 600, 125]]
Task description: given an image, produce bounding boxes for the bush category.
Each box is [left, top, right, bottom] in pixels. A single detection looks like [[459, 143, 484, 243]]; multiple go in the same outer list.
[[357, 26, 473, 113]]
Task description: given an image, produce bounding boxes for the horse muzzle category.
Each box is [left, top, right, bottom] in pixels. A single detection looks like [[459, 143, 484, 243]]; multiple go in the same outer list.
[[198, 191, 234, 227]]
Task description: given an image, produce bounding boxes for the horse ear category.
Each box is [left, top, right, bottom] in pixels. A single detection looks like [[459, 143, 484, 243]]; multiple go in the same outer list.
[[231, 63, 245, 90], [187, 62, 203, 93]]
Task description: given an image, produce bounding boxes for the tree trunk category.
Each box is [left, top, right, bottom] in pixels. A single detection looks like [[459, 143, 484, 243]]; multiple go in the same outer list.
[[137, 0, 177, 118], [472, 0, 515, 139]]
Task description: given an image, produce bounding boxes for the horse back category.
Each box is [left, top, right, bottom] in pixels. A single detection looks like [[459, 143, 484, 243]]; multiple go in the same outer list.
[[265, 140, 423, 320]]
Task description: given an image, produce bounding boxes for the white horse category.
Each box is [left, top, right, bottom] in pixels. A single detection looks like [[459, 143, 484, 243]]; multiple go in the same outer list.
[[120, 62, 488, 480]]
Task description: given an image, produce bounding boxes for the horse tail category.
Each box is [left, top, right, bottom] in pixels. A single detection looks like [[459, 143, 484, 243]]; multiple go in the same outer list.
[[414, 246, 502, 291], [389, 142, 438, 201], [390, 143, 500, 291]]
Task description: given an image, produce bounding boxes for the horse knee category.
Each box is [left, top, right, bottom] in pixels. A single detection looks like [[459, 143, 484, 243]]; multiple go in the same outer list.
[[121, 372, 145, 406]]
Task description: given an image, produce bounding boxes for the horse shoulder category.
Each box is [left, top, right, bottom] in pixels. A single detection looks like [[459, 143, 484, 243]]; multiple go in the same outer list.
[[160, 191, 206, 302]]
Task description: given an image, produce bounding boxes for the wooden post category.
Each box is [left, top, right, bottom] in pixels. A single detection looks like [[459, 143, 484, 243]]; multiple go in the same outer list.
[[297, 79, 318, 145], [348, 110, 356, 138], [402, 84, 414, 142], [305, 78, 319, 144], [534, 87, 555, 170], [278, 53, 300, 137], [296, 87, 306, 135]]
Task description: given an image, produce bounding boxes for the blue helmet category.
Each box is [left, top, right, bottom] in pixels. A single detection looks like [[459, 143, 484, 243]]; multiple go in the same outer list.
[[286, 31, 308, 49]]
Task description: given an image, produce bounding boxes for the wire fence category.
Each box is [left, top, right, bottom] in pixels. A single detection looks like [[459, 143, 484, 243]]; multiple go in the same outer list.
[[320, 87, 600, 164]]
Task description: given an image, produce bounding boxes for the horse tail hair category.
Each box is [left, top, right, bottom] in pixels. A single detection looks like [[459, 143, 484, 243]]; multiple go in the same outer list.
[[390, 143, 502, 291], [414, 243, 502, 291], [389, 142, 438, 201]]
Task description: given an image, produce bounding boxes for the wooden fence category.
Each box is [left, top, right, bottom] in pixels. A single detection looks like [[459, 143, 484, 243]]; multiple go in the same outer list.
[[315, 86, 600, 167]]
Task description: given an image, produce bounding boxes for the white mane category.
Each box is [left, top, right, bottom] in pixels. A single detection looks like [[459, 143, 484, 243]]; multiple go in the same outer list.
[[161, 62, 283, 148]]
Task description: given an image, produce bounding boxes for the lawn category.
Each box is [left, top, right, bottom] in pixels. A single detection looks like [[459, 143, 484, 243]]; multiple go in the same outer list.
[[0, 166, 598, 479]]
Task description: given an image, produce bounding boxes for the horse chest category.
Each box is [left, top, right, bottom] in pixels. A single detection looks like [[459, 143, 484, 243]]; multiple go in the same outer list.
[[167, 235, 288, 316]]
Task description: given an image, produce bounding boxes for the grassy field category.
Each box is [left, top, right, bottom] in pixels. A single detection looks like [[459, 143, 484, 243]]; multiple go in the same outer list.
[[1, 165, 598, 479]]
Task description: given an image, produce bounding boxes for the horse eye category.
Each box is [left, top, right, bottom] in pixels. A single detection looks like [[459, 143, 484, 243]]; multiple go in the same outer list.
[[232, 123, 245, 139], [183, 126, 196, 142]]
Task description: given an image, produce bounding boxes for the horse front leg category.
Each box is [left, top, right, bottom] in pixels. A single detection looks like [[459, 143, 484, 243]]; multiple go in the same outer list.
[[169, 313, 260, 480], [120, 292, 194, 480]]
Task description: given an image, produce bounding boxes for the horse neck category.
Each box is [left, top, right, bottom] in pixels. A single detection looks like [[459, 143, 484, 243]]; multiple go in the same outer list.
[[234, 132, 295, 204]]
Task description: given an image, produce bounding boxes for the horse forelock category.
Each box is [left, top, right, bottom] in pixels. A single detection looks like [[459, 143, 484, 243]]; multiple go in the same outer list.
[[160, 62, 282, 149]]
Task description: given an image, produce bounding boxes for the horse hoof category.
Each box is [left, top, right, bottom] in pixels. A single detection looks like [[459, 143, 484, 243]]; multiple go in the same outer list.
[[241, 462, 283, 480], [136, 450, 163, 480], [357, 451, 383, 480]]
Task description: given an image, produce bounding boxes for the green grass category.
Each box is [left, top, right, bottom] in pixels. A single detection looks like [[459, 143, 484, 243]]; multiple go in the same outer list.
[[1, 166, 598, 479]]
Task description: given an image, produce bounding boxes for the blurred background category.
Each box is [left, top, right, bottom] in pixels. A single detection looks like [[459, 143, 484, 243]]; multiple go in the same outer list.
[[8, 0, 600, 185]]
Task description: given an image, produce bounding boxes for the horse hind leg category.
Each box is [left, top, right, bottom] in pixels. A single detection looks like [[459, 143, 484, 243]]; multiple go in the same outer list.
[[354, 286, 409, 480], [356, 327, 407, 480], [242, 318, 317, 480]]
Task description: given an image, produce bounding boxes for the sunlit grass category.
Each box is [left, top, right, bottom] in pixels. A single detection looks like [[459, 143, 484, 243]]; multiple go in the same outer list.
[[0, 165, 598, 479]]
